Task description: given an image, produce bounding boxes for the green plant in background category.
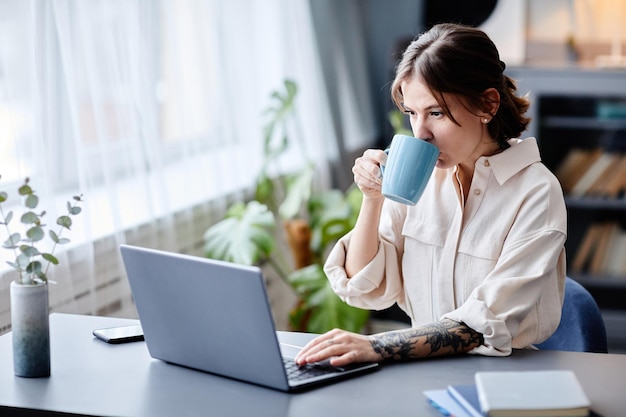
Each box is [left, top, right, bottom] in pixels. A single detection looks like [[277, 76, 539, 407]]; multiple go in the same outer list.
[[388, 109, 412, 136], [204, 80, 369, 334], [0, 177, 83, 285]]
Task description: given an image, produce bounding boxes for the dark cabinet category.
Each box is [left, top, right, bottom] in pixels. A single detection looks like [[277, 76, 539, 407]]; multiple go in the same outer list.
[[537, 95, 626, 300]]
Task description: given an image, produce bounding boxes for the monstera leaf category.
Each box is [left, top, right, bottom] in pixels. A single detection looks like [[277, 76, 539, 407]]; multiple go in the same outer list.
[[203, 201, 276, 266], [288, 264, 370, 333], [203, 80, 370, 334], [278, 163, 314, 220], [307, 185, 362, 258]]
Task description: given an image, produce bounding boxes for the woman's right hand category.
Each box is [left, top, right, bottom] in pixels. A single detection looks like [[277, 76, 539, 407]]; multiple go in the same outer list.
[[352, 149, 387, 200]]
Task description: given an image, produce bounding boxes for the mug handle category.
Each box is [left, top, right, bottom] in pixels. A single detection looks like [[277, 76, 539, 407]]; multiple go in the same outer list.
[[379, 148, 390, 177]]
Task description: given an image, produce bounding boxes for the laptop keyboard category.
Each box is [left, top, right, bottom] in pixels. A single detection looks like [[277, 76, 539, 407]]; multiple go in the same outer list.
[[283, 358, 344, 382]]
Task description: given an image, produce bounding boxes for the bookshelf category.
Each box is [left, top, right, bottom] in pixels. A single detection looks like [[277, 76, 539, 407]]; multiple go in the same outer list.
[[506, 67, 626, 351], [537, 95, 626, 289]]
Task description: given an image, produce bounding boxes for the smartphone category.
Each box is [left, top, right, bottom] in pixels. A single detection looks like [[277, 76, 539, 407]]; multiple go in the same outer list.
[[93, 324, 144, 344]]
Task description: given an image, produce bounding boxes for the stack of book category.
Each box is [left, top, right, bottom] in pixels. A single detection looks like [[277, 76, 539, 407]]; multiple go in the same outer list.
[[555, 149, 626, 198], [424, 370, 591, 417], [571, 222, 626, 277]]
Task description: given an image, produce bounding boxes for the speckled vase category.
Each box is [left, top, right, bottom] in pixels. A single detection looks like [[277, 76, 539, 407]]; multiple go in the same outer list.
[[10, 280, 51, 378]]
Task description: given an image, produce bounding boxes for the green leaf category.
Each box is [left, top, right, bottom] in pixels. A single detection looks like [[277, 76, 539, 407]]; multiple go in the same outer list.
[[284, 79, 297, 101], [26, 226, 45, 242], [261, 79, 297, 164], [2, 233, 21, 249], [19, 245, 40, 257], [254, 175, 275, 207], [317, 218, 353, 253], [6, 260, 20, 271], [278, 164, 314, 220], [307, 187, 361, 255], [288, 264, 369, 333], [18, 184, 33, 196], [262, 131, 289, 164], [25, 260, 42, 274], [67, 200, 83, 214], [20, 211, 39, 225], [288, 264, 328, 296], [35, 274, 47, 284], [17, 253, 30, 268], [49, 230, 70, 244], [25, 194, 38, 209], [57, 215, 72, 229], [388, 109, 413, 136], [0, 191, 7, 203], [3, 210, 13, 225], [306, 289, 370, 334], [204, 201, 276, 265], [42, 253, 59, 265]]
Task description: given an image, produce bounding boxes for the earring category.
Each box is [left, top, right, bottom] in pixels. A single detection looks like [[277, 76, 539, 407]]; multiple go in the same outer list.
[[483, 118, 489, 124]]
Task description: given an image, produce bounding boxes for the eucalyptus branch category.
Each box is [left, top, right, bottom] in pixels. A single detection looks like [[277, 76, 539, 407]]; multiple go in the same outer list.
[[0, 176, 83, 285], [42, 195, 84, 278], [0, 201, 20, 273]]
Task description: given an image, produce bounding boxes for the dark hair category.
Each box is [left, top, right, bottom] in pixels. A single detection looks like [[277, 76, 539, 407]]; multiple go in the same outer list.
[[391, 23, 530, 149]]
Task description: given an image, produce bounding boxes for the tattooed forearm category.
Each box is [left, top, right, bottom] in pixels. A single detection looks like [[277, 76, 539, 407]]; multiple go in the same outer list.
[[369, 319, 484, 361]]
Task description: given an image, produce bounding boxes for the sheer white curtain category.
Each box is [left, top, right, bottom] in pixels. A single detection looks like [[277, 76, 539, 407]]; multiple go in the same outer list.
[[0, 0, 356, 330]]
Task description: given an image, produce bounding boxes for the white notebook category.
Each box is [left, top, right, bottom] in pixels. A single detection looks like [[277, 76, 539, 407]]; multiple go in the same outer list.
[[475, 370, 591, 417]]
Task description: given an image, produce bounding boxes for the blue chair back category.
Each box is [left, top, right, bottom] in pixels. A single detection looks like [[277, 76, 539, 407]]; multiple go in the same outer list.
[[536, 277, 608, 353]]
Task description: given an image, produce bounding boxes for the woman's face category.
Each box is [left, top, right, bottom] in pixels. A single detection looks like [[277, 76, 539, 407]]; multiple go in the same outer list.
[[400, 76, 497, 171]]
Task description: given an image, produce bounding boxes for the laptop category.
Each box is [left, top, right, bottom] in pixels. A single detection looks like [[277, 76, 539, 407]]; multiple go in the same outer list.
[[119, 244, 378, 392]]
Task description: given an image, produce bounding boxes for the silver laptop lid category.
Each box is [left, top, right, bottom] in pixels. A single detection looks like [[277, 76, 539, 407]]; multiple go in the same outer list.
[[120, 244, 290, 391]]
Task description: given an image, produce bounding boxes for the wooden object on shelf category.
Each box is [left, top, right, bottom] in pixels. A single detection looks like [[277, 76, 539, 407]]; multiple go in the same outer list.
[[555, 149, 587, 190], [587, 154, 623, 196], [570, 152, 617, 197], [602, 154, 626, 198], [573, 222, 626, 277], [571, 223, 603, 273], [589, 223, 618, 275], [555, 148, 603, 194], [555, 150, 626, 198]]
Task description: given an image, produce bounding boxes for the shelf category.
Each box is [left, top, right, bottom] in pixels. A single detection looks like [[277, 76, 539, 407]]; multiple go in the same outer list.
[[542, 116, 626, 130], [564, 196, 626, 210], [537, 91, 626, 310], [570, 275, 626, 310], [571, 274, 626, 290]]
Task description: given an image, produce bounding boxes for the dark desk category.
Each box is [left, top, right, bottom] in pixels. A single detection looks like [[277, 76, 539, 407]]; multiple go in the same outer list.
[[1, 314, 625, 417]]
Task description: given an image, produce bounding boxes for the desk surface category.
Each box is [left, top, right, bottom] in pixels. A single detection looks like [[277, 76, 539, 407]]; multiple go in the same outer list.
[[1, 314, 625, 417]]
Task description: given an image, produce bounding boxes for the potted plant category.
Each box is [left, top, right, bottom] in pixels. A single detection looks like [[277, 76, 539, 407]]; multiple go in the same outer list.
[[203, 80, 369, 334], [0, 176, 82, 377]]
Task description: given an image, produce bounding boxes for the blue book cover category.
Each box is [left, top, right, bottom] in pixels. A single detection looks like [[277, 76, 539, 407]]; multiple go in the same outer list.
[[423, 388, 474, 417], [446, 385, 482, 417]]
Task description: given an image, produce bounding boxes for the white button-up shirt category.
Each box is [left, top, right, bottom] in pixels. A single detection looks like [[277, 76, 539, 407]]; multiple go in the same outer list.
[[324, 138, 567, 356]]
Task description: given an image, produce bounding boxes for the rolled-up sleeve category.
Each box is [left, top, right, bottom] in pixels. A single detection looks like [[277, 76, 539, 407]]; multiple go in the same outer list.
[[324, 231, 404, 310]]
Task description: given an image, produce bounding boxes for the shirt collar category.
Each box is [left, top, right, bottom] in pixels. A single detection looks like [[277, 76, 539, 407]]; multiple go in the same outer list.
[[480, 137, 542, 185]]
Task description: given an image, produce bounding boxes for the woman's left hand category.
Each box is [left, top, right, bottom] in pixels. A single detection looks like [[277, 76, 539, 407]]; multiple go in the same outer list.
[[294, 328, 381, 367]]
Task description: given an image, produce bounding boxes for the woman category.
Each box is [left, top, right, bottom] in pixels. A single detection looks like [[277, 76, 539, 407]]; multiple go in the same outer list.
[[295, 23, 567, 367]]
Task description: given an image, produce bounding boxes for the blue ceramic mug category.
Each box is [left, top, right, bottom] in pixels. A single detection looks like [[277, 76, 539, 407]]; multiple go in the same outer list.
[[381, 134, 439, 205]]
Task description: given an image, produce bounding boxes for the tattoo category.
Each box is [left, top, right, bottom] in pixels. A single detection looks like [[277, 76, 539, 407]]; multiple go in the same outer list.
[[369, 319, 484, 361]]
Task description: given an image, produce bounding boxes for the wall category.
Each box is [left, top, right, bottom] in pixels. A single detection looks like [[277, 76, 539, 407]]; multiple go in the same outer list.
[[362, 0, 423, 146]]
